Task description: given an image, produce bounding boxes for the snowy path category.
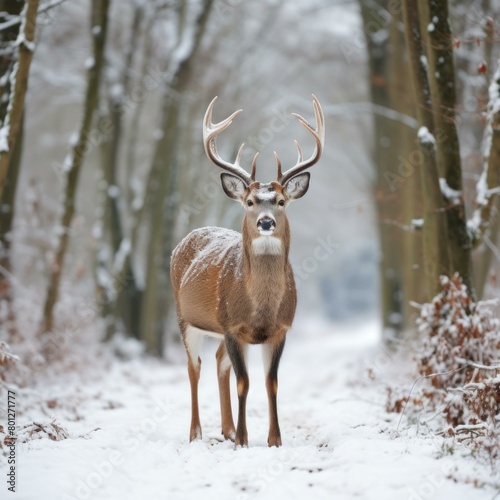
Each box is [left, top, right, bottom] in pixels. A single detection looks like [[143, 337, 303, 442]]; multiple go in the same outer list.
[[10, 322, 496, 500]]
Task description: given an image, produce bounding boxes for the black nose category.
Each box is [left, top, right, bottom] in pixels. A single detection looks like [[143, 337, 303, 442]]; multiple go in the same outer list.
[[258, 218, 275, 232]]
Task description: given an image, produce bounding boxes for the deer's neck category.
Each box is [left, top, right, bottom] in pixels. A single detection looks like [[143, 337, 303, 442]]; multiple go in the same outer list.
[[242, 222, 290, 273], [242, 226, 290, 325]]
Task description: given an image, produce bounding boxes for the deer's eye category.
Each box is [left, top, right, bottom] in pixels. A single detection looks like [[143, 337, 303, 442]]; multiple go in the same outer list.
[[247, 199, 254, 207], [278, 199, 285, 207]]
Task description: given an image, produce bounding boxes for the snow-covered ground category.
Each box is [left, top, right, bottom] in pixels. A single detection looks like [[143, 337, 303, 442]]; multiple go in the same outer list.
[[5, 320, 498, 500]]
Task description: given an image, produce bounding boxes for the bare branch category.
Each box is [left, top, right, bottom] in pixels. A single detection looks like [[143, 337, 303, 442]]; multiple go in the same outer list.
[[0, 0, 69, 33], [456, 357, 500, 371]]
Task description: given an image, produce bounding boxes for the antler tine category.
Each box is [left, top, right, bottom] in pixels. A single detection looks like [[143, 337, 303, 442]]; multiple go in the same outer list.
[[274, 151, 282, 181], [278, 94, 325, 185], [203, 96, 253, 185], [235, 143, 245, 166], [251, 152, 259, 181], [293, 140, 303, 164]]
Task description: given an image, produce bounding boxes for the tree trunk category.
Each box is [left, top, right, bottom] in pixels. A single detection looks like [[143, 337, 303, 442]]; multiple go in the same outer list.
[[0, 113, 23, 335], [140, 0, 213, 355], [421, 0, 474, 294], [0, 1, 35, 331], [0, 0, 39, 200], [0, 116, 23, 270], [471, 58, 500, 296], [41, 0, 110, 334], [387, 7, 425, 329], [359, 0, 405, 341], [95, 4, 144, 340], [401, 0, 451, 298]]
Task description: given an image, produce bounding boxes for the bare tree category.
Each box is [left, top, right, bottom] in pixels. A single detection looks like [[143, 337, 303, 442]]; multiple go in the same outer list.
[[140, 0, 214, 355], [92, 0, 214, 355], [0, 0, 38, 324], [359, 0, 420, 339], [41, 0, 110, 334], [95, 1, 144, 341]]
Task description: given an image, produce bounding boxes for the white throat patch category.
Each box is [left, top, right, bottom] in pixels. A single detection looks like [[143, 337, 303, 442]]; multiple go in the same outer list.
[[252, 236, 283, 256]]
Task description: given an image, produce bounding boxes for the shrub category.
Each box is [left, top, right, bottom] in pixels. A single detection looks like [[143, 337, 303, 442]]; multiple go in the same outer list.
[[387, 274, 500, 460]]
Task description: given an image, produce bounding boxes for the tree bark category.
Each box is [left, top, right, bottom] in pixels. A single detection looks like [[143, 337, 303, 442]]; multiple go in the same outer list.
[[41, 0, 110, 334], [421, 0, 474, 294], [0, 1, 33, 330], [359, 0, 405, 341], [95, 3, 144, 341], [401, 0, 451, 298], [0, 0, 34, 264], [0, 0, 39, 200], [0, 115, 23, 272], [388, 6, 424, 329]]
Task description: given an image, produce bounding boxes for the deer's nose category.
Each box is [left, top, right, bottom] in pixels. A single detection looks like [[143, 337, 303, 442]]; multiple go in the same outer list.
[[257, 217, 276, 234]]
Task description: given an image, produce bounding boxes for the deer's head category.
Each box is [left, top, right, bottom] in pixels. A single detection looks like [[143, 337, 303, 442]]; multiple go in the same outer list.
[[203, 95, 325, 251]]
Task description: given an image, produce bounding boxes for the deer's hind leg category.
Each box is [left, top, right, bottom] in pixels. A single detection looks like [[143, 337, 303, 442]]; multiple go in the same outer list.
[[216, 340, 236, 440], [183, 323, 204, 441]]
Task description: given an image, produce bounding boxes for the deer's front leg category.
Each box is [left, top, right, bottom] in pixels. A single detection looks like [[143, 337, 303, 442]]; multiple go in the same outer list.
[[225, 335, 249, 447], [187, 355, 202, 441], [262, 338, 286, 447], [184, 325, 203, 442]]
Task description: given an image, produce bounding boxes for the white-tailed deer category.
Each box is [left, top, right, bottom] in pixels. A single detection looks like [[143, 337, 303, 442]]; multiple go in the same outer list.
[[170, 95, 324, 447]]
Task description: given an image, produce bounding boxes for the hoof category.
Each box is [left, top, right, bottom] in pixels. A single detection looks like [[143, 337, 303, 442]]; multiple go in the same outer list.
[[222, 428, 236, 441], [267, 435, 282, 447], [234, 434, 248, 449], [189, 425, 202, 442]]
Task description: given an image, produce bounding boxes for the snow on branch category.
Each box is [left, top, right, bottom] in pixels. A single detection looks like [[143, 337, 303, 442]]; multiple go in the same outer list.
[[0, 0, 69, 33], [468, 57, 500, 246], [439, 177, 462, 204], [417, 126, 436, 147], [456, 358, 500, 371], [325, 102, 419, 129]]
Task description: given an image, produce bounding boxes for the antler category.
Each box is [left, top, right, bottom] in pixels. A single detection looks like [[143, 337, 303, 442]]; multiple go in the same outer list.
[[203, 96, 258, 185], [276, 94, 325, 185]]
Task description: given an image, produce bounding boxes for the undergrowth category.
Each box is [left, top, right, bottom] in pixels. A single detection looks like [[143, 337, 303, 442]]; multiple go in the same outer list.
[[387, 274, 500, 467]]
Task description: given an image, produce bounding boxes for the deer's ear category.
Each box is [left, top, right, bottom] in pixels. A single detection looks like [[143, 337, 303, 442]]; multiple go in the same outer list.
[[221, 173, 248, 201], [283, 172, 310, 201]]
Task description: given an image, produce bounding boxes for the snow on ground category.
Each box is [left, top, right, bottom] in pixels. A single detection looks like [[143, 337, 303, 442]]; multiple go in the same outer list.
[[5, 320, 498, 500]]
